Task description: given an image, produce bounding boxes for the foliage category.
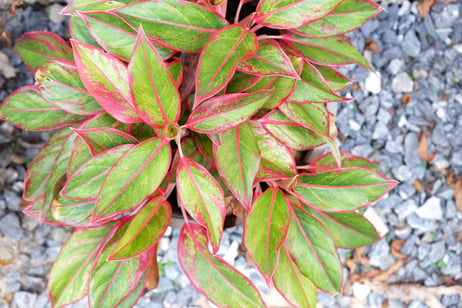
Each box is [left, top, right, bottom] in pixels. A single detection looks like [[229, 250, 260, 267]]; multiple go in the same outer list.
[[0, 0, 396, 306]]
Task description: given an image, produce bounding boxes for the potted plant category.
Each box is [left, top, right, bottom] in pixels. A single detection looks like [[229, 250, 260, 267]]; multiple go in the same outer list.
[[0, 0, 395, 306]]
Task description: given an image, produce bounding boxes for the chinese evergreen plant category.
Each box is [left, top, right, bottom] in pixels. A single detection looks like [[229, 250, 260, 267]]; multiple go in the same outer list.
[[0, 0, 395, 306]]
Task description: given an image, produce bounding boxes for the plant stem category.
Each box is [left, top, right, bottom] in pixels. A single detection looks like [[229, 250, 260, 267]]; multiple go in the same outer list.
[[234, 0, 244, 24], [250, 24, 264, 33], [257, 34, 283, 40]]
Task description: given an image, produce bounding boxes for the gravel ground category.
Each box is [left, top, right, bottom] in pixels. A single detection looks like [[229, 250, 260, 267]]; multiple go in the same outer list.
[[0, 1, 462, 307]]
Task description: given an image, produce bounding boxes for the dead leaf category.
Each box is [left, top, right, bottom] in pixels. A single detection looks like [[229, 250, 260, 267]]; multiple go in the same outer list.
[[418, 131, 436, 163], [417, 0, 436, 18], [401, 93, 412, 106], [390, 239, 408, 259], [371, 259, 406, 283], [145, 243, 159, 290], [353, 246, 370, 268], [446, 173, 462, 213], [8, 0, 23, 17], [439, 93, 449, 102], [365, 38, 380, 53], [412, 179, 426, 192], [352, 82, 361, 92]]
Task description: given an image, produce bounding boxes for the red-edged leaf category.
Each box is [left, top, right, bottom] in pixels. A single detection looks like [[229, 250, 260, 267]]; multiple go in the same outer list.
[[195, 25, 257, 105], [260, 110, 327, 151], [302, 206, 380, 248], [244, 187, 290, 282], [94, 138, 171, 220], [62, 0, 125, 15], [14, 31, 73, 73], [49, 226, 112, 308], [226, 71, 263, 93], [251, 122, 297, 180], [177, 157, 226, 253], [214, 123, 260, 208], [292, 168, 397, 212], [0, 86, 87, 131], [110, 197, 171, 260], [273, 244, 317, 308], [191, 132, 215, 166], [90, 225, 152, 308], [36, 61, 103, 115], [187, 90, 272, 134], [255, 0, 342, 29], [128, 27, 180, 128], [82, 12, 174, 61], [180, 137, 212, 168], [311, 150, 380, 172], [70, 16, 100, 47], [166, 60, 183, 86], [238, 39, 299, 78], [286, 205, 342, 294], [178, 223, 266, 308], [286, 34, 372, 69], [291, 0, 382, 37], [62, 144, 134, 200], [72, 127, 138, 155], [51, 196, 96, 227], [314, 65, 351, 92], [111, 0, 228, 52], [72, 40, 142, 123]]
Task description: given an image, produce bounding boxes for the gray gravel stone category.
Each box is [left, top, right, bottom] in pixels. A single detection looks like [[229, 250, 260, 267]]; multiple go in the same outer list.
[[428, 241, 446, 263], [416, 197, 443, 220], [391, 72, 414, 93], [0, 212, 24, 241], [4, 188, 21, 211], [403, 30, 421, 57], [14, 292, 37, 308]]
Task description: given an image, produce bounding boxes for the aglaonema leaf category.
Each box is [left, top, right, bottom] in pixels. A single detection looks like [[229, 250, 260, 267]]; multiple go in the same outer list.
[[311, 150, 380, 172], [187, 90, 272, 134], [72, 40, 142, 123], [62, 144, 134, 200], [314, 65, 351, 92], [111, 0, 227, 52], [214, 123, 260, 208], [14, 31, 73, 73], [255, 0, 342, 29], [251, 122, 297, 180], [195, 25, 257, 105], [82, 12, 173, 61], [0, 86, 87, 131], [176, 157, 226, 253], [110, 197, 171, 260], [244, 187, 290, 282], [72, 127, 138, 154], [35, 61, 103, 115], [178, 223, 266, 308], [49, 226, 113, 308], [259, 110, 327, 151], [302, 205, 380, 248], [94, 137, 171, 220], [286, 205, 342, 294], [286, 34, 372, 69], [226, 71, 262, 93], [128, 27, 180, 128], [70, 16, 100, 47], [63, 0, 125, 15], [292, 168, 397, 212], [291, 0, 382, 37], [237, 39, 299, 78], [90, 224, 152, 308], [273, 244, 317, 308], [51, 196, 96, 227]]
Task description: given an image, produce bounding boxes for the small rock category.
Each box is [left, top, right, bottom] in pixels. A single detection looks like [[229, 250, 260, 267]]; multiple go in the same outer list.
[[428, 241, 445, 263], [0, 213, 24, 241], [404, 133, 420, 167], [387, 59, 403, 75], [155, 277, 174, 293], [394, 199, 418, 220], [364, 71, 381, 94], [352, 282, 371, 301], [391, 72, 414, 93], [348, 119, 362, 131], [4, 189, 21, 211], [164, 265, 180, 281], [223, 240, 239, 265], [416, 197, 443, 220], [407, 214, 438, 233], [358, 96, 379, 117], [48, 3, 66, 24], [364, 208, 389, 237], [0, 51, 16, 79], [372, 122, 388, 140], [163, 291, 177, 306], [14, 292, 37, 308], [368, 240, 391, 269], [402, 30, 421, 58]]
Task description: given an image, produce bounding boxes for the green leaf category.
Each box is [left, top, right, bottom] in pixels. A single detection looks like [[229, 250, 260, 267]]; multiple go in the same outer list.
[[273, 244, 317, 307], [177, 157, 226, 253], [195, 25, 257, 105], [226, 71, 263, 93], [72, 40, 142, 123], [112, 0, 227, 52], [311, 151, 380, 171], [95, 138, 171, 220], [244, 187, 290, 281], [129, 27, 180, 128], [314, 65, 351, 92], [90, 225, 152, 308], [302, 206, 380, 248], [187, 90, 272, 133], [63, 0, 125, 14], [49, 226, 112, 308], [260, 110, 326, 150], [178, 224, 266, 308], [191, 132, 215, 166], [214, 123, 260, 208], [70, 16, 100, 48], [255, 0, 342, 29], [252, 122, 296, 180], [51, 195, 96, 227], [238, 39, 299, 78], [83, 12, 173, 61], [14, 31, 73, 73], [166, 60, 183, 86], [62, 144, 134, 200], [286, 206, 342, 294], [288, 61, 348, 103], [0, 86, 87, 131], [291, 0, 382, 37], [292, 168, 397, 212], [287, 34, 372, 69], [110, 197, 171, 260], [72, 127, 139, 154], [35, 61, 103, 115]]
